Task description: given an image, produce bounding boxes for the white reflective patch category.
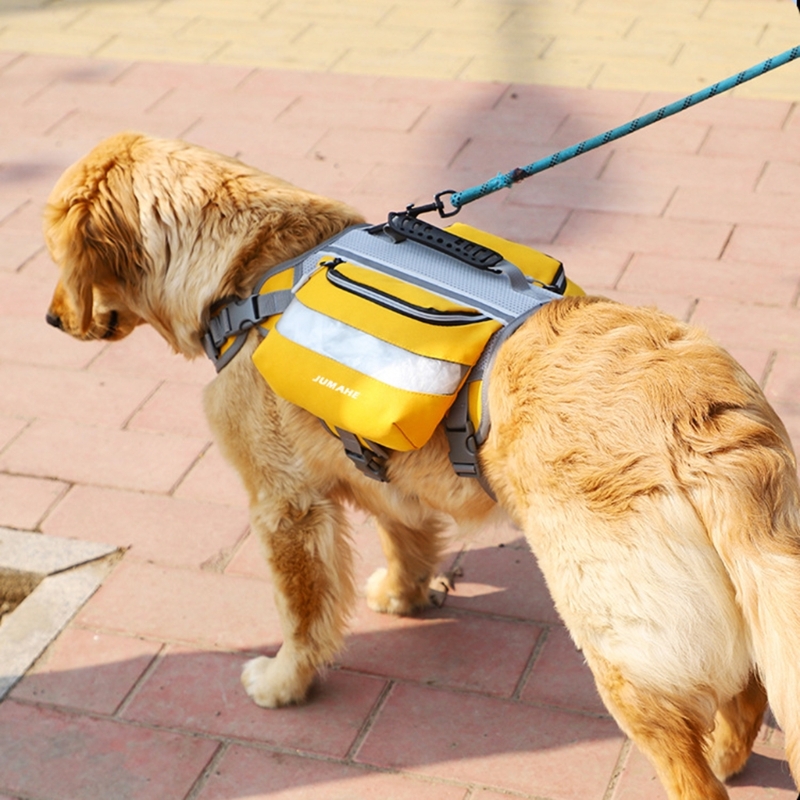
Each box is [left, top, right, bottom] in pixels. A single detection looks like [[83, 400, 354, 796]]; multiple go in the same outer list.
[[277, 301, 466, 395]]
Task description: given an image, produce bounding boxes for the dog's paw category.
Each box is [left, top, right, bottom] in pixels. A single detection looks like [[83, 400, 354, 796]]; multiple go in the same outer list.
[[365, 567, 429, 615], [241, 654, 312, 708]]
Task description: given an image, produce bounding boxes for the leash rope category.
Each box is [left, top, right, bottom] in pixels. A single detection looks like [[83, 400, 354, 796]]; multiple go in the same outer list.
[[429, 45, 800, 216]]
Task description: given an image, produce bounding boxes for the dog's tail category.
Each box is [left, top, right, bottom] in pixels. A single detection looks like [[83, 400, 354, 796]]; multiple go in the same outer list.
[[694, 396, 800, 780]]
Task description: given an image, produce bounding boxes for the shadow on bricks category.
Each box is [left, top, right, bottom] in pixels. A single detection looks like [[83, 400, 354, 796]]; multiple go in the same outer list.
[[1, 539, 795, 799]]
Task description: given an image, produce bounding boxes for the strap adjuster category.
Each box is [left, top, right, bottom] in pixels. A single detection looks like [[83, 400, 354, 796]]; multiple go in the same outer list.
[[444, 384, 496, 499], [207, 295, 260, 349], [446, 418, 479, 478], [203, 289, 294, 372], [335, 428, 389, 482]]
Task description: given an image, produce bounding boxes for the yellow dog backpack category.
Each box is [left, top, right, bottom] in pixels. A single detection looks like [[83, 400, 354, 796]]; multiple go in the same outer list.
[[203, 212, 583, 487]]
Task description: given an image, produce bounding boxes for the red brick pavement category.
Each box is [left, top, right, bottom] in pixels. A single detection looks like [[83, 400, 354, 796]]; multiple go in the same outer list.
[[1, 47, 799, 800]]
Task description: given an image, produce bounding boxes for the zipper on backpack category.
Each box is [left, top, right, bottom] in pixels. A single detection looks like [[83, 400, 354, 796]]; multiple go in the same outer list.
[[323, 262, 490, 326]]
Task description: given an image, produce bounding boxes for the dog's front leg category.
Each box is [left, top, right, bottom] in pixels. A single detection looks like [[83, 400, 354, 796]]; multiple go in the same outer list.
[[241, 495, 356, 707]]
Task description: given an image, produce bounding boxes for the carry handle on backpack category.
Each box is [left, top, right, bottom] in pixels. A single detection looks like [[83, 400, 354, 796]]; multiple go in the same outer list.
[[370, 210, 505, 271]]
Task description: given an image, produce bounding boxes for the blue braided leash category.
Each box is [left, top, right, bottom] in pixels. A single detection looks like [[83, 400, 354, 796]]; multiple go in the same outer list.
[[437, 44, 800, 216]]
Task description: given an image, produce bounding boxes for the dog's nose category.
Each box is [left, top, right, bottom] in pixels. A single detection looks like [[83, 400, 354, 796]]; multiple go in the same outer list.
[[45, 311, 63, 330]]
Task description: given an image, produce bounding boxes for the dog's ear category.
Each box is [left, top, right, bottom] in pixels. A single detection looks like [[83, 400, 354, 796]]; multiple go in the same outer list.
[[45, 196, 98, 335], [82, 163, 144, 280], [44, 137, 145, 334]]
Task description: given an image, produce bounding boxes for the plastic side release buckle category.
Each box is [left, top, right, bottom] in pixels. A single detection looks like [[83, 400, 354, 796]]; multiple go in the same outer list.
[[203, 290, 294, 371], [445, 417, 479, 478], [336, 429, 390, 482], [207, 295, 259, 350], [445, 385, 496, 500], [444, 384, 479, 478], [207, 291, 293, 349]]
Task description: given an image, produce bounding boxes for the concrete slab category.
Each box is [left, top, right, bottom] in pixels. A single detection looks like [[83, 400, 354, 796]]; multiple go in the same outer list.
[[0, 528, 118, 700]]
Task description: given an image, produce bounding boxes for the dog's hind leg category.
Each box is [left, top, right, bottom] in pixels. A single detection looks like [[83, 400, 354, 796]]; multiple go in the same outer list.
[[241, 495, 356, 708], [504, 486, 752, 799], [586, 650, 730, 800], [365, 509, 449, 615], [706, 672, 767, 780]]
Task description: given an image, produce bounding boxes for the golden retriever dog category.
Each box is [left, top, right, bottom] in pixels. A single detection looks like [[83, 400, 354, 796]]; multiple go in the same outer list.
[[44, 132, 800, 800]]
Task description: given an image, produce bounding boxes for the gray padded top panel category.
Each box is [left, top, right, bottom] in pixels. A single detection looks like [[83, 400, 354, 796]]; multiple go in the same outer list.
[[295, 225, 560, 324]]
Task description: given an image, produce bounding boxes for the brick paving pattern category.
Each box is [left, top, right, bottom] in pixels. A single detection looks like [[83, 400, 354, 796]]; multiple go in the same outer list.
[[1, 1, 800, 798]]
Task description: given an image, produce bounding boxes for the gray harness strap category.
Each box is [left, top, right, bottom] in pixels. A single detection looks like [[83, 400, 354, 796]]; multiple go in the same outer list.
[[443, 305, 544, 499]]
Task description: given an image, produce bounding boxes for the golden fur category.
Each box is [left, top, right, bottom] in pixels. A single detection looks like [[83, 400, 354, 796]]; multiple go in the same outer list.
[[45, 132, 800, 800]]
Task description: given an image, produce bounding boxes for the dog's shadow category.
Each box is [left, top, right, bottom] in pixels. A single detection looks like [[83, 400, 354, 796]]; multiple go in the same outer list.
[[6, 536, 795, 800]]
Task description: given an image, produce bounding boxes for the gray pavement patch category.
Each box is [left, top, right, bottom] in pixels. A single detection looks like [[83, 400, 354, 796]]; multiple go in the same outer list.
[[0, 527, 119, 699]]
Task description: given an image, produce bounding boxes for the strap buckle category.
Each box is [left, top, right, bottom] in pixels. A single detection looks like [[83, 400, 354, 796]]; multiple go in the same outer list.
[[203, 289, 293, 371], [335, 428, 390, 482], [444, 385, 496, 500], [206, 295, 261, 350], [445, 416, 479, 479]]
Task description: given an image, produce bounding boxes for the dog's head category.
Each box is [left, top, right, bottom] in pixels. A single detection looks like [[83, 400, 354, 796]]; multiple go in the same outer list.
[[45, 132, 365, 358], [45, 131, 148, 344]]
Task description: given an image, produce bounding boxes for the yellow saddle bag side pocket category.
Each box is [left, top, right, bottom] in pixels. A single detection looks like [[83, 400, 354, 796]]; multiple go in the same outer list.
[[252, 258, 502, 451]]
